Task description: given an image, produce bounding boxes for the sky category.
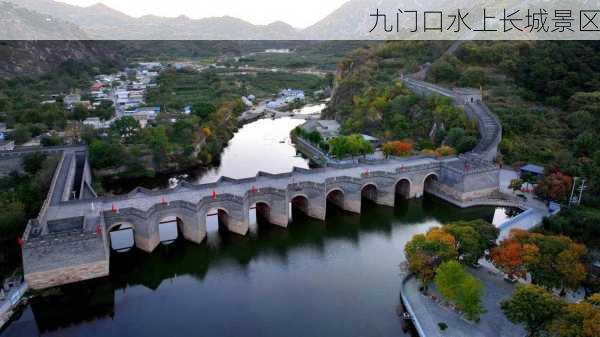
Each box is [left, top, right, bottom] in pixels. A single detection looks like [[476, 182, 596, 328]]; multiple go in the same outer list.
[[56, 0, 350, 28]]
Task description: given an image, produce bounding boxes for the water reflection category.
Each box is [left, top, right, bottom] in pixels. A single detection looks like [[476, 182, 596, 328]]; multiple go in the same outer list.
[[2, 196, 516, 337], [197, 117, 310, 184]]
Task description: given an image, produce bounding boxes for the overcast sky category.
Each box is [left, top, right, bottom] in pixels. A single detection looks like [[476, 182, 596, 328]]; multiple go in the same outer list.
[[56, 0, 350, 28]]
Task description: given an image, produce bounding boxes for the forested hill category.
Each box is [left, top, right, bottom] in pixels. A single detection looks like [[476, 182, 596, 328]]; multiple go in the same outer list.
[[326, 40, 600, 205]]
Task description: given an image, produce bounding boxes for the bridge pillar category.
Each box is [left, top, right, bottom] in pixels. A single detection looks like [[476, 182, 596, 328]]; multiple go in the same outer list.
[[226, 217, 249, 235], [343, 192, 362, 214], [181, 216, 206, 244], [375, 186, 396, 207], [308, 196, 326, 220], [134, 228, 160, 253], [267, 199, 289, 227], [410, 184, 424, 198]]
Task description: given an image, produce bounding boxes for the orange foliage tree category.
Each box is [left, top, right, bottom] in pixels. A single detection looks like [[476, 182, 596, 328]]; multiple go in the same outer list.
[[382, 141, 413, 157], [535, 171, 573, 202], [491, 231, 539, 280]]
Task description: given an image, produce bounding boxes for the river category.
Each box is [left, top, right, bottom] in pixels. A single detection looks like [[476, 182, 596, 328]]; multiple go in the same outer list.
[[0, 106, 514, 337]]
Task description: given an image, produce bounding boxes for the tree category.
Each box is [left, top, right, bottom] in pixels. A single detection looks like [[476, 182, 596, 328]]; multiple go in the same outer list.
[[435, 145, 456, 156], [405, 228, 458, 284], [111, 116, 139, 143], [444, 219, 499, 266], [509, 179, 523, 192], [22, 152, 47, 175], [548, 301, 600, 337], [456, 274, 485, 321], [89, 139, 125, 169], [0, 200, 26, 238], [556, 244, 588, 292], [328, 134, 374, 158], [535, 171, 573, 202], [491, 233, 539, 280], [501, 284, 564, 337], [11, 124, 31, 145], [434, 261, 485, 321], [382, 141, 413, 157]]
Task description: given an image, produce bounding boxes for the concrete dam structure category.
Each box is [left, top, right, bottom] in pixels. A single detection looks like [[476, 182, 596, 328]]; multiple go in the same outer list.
[[19, 79, 506, 290]]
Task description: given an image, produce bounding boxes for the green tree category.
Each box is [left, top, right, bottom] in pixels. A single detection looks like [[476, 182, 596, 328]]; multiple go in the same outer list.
[[456, 275, 485, 321], [11, 124, 32, 144], [22, 152, 47, 175], [89, 139, 125, 169], [111, 116, 139, 143], [501, 284, 564, 336], [434, 261, 485, 320], [445, 220, 498, 265]]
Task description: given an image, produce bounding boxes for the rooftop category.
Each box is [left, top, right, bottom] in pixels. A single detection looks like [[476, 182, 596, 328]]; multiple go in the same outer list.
[[521, 164, 544, 175]]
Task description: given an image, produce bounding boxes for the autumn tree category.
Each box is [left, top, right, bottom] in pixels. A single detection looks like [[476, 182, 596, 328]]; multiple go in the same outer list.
[[404, 228, 458, 284], [535, 171, 573, 202], [548, 300, 600, 337], [501, 284, 564, 337], [435, 145, 456, 157], [491, 232, 539, 280], [518, 232, 587, 292], [382, 140, 413, 157], [494, 230, 587, 292]]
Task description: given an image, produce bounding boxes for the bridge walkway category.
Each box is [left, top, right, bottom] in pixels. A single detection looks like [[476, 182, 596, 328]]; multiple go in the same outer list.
[[44, 156, 446, 221]]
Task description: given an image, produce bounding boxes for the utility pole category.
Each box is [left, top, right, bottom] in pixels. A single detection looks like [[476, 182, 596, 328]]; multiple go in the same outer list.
[[577, 178, 587, 206], [569, 177, 578, 207]]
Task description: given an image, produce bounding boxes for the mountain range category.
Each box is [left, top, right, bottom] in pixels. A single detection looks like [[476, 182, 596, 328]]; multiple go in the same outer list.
[[1, 0, 440, 39]]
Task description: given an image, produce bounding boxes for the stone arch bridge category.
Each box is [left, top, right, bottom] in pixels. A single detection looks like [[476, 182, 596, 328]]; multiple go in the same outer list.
[[22, 153, 500, 289]]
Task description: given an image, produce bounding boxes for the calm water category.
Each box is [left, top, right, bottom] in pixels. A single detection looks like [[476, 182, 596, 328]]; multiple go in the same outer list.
[[3, 197, 511, 337], [1, 110, 515, 337]]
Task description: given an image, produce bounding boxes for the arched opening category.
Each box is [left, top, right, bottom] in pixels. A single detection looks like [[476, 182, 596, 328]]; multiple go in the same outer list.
[[423, 173, 439, 192], [326, 189, 345, 215], [289, 195, 309, 222], [249, 202, 272, 232], [158, 216, 183, 245], [206, 208, 230, 233], [205, 208, 230, 246], [395, 179, 411, 200], [108, 223, 134, 253], [361, 184, 378, 204]]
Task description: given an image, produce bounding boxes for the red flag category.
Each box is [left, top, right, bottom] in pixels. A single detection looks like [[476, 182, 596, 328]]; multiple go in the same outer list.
[[212, 190, 217, 199], [16, 237, 24, 246], [364, 170, 369, 176], [251, 186, 257, 193], [161, 196, 167, 204], [112, 203, 117, 213], [96, 224, 101, 235]]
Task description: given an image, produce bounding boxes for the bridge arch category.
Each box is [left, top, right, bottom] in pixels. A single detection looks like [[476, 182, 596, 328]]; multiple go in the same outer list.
[[394, 177, 412, 200], [249, 200, 273, 226], [157, 215, 184, 245], [107, 222, 135, 252], [290, 194, 310, 220], [326, 188, 345, 213], [423, 172, 439, 190], [361, 183, 378, 204]]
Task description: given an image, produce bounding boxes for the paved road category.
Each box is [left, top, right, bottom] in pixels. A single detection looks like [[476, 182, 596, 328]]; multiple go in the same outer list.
[[402, 267, 525, 337]]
